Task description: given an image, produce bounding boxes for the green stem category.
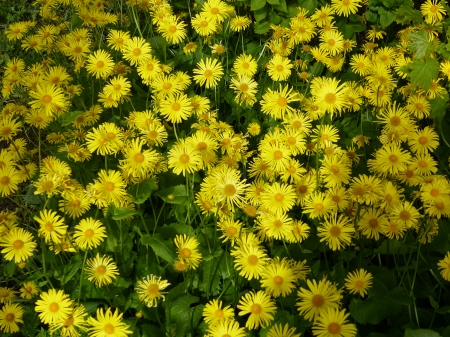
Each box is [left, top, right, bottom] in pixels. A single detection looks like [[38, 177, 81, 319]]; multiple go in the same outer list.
[[78, 250, 88, 303]]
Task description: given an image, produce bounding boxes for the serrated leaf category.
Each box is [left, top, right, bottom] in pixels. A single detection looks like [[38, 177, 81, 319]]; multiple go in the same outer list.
[[429, 92, 449, 125], [141, 233, 177, 263], [408, 59, 439, 91], [409, 30, 435, 59], [404, 329, 441, 337], [394, 0, 423, 25], [251, 0, 266, 10], [127, 178, 157, 204]]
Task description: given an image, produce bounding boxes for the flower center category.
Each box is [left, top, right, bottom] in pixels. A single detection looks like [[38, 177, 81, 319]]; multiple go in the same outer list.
[[169, 25, 177, 33], [13, 240, 24, 249], [181, 248, 191, 258], [85, 229, 95, 238], [251, 303, 262, 314], [45, 223, 54, 232], [0, 176, 10, 185], [312, 294, 324, 307], [369, 219, 378, 228], [328, 322, 341, 334], [133, 48, 142, 56], [247, 255, 258, 266], [96, 265, 107, 275], [5, 313, 15, 322], [42, 95, 52, 104], [276, 64, 284, 72], [325, 93, 336, 104], [273, 150, 283, 159], [105, 182, 115, 191], [274, 193, 284, 202], [399, 210, 410, 221], [273, 276, 283, 285], [147, 284, 159, 295], [104, 324, 115, 334], [224, 184, 236, 196], [314, 203, 324, 211], [330, 226, 341, 237], [239, 83, 248, 92], [204, 69, 213, 78], [49, 302, 59, 312], [390, 116, 401, 126], [134, 153, 145, 163], [277, 97, 287, 107], [179, 154, 189, 164]]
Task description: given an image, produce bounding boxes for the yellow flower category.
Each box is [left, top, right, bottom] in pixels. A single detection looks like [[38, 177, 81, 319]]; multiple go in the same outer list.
[[174, 234, 202, 270], [193, 58, 224, 88], [267, 54, 293, 81], [0, 287, 17, 304], [233, 54, 258, 77], [237, 291, 276, 329], [345, 269, 373, 297], [168, 139, 202, 176], [260, 257, 298, 298], [331, 0, 362, 17], [136, 275, 170, 307], [438, 252, 450, 281], [421, 0, 446, 25], [29, 84, 68, 116], [267, 323, 301, 337], [87, 308, 131, 337], [73, 217, 107, 250], [312, 308, 357, 337], [0, 166, 21, 197], [230, 16, 252, 32], [49, 304, 88, 337], [122, 37, 152, 66], [202, 299, 234, 326], [318, 214, 355, 251], [35, 289, 73, 324], [0, 303, 24, 333], [85, 253, 119, 287], [0, 228, 37, 263], [20, 282, 39, 300], [157, 15, 187, 44], [208, 320, 246, 337], [159, 93, 193, 123], [231, 243, 269, 280], [86, 50, 114, 79], [91, 170, 128, 207]]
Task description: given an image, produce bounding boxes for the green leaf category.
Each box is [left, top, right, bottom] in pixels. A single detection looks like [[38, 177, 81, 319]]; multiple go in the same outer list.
[[59, 110, 84, 127], [156, 184, 189, 204], [141, 233, 177, 263], [255, 21, 271, 34], [251, 0, 266, 10], [408, 59, 440, 91], [349, 296, 401, 324], [381, 0, 393, 8], [395, 0, 423, 25], [378, 8, 395, 28], [111, 207, 140, 220], [297, 0, 317, 14], [254, 7, 268, 22], [267, 0, 279, 4], [3, 261, 15, 277], [409, 30, 435, 59], [273, 0, 287, 12], [404, 329, 441, 337], [168, 294, 200, 337], [366, 10, 378, 22], [199, 258, 221, 295], [429, 92, 449, 125], [127, 178, 157, 204]]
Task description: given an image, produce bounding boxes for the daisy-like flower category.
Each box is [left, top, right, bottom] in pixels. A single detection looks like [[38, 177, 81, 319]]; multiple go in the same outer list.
[[136, 275, 170, 307], [319, 30, 344, 56], [421, 0, 446, 25], [230, 16, 252, 32], [297, 279, 341, 322], [174, 234, 202, 270], [260, 85, 300, 119], [0, 303, 24, 333], [85, 254, 119, 287], [91, 170, 128, 207], [29, 84, 68, 116], [0, 166, 21, 197], [35, 209, 67, 244], [267, 54, 293, 81], [237, 291, 277, 329], [86, 50, 114, 79], [345, 269, 373, 297], [233, 54, 258, 77], [85, 122, 125, 156], [191, 14, 218, 36], [285, 220, 310, 243], [331, 0, 362, 17], [210, 167, 248, 212], [158, 16, 187, 44], [35, 289, 73, 324], [218, 218, 243, 246], [318, 214, 355, 251], [49, 304, 88, 337], [193, 58, 224, 88], [390, 201, 421, 229], [159, 93, 193, 123], [107, 29, 131, 51], [168, 139, 202, 176], [0, 287, 17, 304], [202, 0, 230, 23], [312, 308, 357, 337], [267, 323, 301, 337], [258, 212, 294, 240], [0, 228, 37, 263], [260, 257, 298, 298], [350, 54, 372, 76], [122, 37, 152, 66], [311, 77, 348, 116], [202, 299, 234, 326], [73, 217, 107, 250], [207, 320, 246, 337], [303, 192, 334, 219], [408, 127, 440, 155], [88, 308, 131, 337], [438, 252, 450, 281], [20, 282, 39, 300], [120, 138, 159, 178], [260, 182, 296, 215]]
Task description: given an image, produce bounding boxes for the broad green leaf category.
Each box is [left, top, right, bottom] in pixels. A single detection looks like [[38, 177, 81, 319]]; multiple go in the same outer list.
[[127, 178, 157, 204], [378, 8, 395, 28], [199, 258, 221, 295], [157, 184, 189, 204], [254, 7, 268, 22], [255, 21, 271, 34], [349, 296, 402, 324], [59, 110, 84, 126], [111, 207, 139, 220], [404, 329, 441, 337], [381, 0, 393, 8], [141, 233, 177, 263], [366, 10, 378, 22], [3, 261, 15, 277], [273, 0, 287, 12], [429, 92, 449, 126], [408, 59, 440, 91], [267, 0, 279, 4], [251, 0, 266, 11], [168, 294, 200, 337], [297, 0, 317, 14], [409, 30, 435, 59]]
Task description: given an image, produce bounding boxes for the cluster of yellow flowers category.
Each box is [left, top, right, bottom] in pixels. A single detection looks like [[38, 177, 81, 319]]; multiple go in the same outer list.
[[2, 0, 450, 336]]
